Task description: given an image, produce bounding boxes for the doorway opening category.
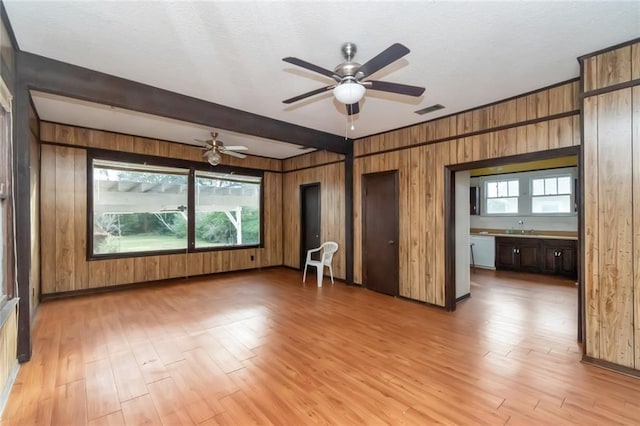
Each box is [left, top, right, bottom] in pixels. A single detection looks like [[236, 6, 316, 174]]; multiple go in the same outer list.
[[300, 183, 321, 268], [445, 146, 583, 343]]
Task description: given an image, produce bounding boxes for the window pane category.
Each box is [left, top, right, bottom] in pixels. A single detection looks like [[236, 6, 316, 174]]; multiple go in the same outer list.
[[195, 172, 261, 248], [486, 197, 518, 214], [545, 178, 557, 195], [557, 176, 572, 194], [497, 181, 508, 197], [486, 182, 497, 198], [532, 195, 571, 213], [93, 161, 189, 255], [532, 178, 545, 196], [508, 180, 519, 196]]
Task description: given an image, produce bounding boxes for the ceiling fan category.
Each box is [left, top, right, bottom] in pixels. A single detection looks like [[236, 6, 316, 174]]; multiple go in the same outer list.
[[195, 132, 248, 166], [282, 42, 425, 115]]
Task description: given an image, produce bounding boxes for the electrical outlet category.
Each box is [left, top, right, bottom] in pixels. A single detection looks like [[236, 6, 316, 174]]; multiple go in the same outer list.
[[250, 255, 255, 261]]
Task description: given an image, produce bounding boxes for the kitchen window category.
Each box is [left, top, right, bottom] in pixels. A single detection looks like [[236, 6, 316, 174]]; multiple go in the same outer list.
[[485, 179, 519, 214], [531, 176, 572, 214]]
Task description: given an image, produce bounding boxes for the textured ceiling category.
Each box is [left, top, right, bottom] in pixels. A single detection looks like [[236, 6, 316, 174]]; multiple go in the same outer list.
[[5, 1, 640, 157]]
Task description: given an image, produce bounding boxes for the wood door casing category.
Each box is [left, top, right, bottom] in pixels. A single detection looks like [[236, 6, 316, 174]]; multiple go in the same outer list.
[[363, 171, 399, 296]]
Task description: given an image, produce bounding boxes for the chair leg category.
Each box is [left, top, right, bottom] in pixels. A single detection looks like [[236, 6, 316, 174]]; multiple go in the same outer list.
[[316, 265, 323, 287], [302, 263, 308, 283], [328, 265, 334, 284]]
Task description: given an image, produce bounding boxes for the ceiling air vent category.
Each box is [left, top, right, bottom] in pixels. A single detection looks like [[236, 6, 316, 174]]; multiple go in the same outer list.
[[414, 104, 445, 115]]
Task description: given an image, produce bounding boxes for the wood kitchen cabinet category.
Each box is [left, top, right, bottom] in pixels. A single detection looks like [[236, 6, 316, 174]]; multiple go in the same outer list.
[[495, 237, 577, 278], [540, 239, 577, 278], [495, 237, 541, 273]]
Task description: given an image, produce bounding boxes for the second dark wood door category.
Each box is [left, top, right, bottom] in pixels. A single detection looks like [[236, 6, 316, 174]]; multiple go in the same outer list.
[[363, 171, 399, 296]]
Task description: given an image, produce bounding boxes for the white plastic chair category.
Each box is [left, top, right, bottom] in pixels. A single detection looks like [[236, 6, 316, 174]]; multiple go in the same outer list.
[[302, 241, 338, 287]]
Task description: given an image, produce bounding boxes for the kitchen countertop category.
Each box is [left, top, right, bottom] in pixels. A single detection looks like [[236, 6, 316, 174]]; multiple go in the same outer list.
[[470, 228, 578, 241]]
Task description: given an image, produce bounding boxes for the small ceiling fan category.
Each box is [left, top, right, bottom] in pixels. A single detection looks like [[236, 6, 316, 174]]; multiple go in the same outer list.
[[282, 42, 425, 115], [195, 132, 248, 166]]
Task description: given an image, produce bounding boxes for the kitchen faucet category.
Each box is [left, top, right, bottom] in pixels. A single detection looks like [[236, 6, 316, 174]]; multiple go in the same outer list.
[[518, 220, 525, 234]]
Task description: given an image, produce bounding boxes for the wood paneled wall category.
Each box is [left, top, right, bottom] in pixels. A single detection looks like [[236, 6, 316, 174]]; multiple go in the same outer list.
[[353, 80, 580, 306], [282, 150, 344, 172], [356, 81, 579, 157], [582, 41, 640, 370], [40, 122, 282, 172], [39, 126, 283, 295], [0, 303, 17, 407], [282, 151, 346, 279], [28, 103, 40, 318]]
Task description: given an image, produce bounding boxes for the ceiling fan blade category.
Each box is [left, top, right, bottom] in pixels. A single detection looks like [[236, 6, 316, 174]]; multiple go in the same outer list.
[[194, 139, 212, 148], [222, 150, 247, 159], [366, 80, 425, 97], [357, 43, 410, 78], [346, 103, 359, 116], [283, 85, 334, 104], [223, 146, 248, 151], [282, 57, 340, 80]]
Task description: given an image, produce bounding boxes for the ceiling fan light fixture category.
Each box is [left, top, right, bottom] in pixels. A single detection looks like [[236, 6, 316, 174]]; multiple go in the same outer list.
[[333, 81, 365, 104], [207, 151, 221, 166]]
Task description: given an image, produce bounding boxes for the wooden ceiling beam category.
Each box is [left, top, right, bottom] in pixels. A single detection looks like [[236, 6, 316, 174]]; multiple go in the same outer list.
[[17, 51, 350, 154]]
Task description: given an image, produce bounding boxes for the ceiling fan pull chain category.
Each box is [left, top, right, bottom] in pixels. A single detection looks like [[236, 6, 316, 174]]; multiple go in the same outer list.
[[344, 115, 348, 140]]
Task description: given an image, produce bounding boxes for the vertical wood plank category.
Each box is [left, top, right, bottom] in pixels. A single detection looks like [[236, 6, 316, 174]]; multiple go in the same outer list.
[[548, 83, 574, 115], [40, 145, 57, 294], [55, 147, 76, 292], [548, 117, 573, 149], [572, 115, 581, 146], [74, 150, 89, 290], [583, 95, 600, 359], [633, 86, 640, 369], [433, 143, 448, 306], [596, 47, 632, 90], [632, 43, 640, 81], [406, 149, 419, 299], [584, 57, 598, 93], [597, 89, 633, 367]]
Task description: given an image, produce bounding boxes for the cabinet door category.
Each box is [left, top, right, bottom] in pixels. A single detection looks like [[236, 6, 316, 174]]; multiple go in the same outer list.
[[559, 246, 577, 278], [518, 243, 540, 272], [542, 246, 559, 275], [495, 239, 517, 269]]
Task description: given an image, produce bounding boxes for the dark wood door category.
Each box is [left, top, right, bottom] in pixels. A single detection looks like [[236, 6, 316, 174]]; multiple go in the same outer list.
[[300, 183, 321, 267], [363, 172, 399, 296]]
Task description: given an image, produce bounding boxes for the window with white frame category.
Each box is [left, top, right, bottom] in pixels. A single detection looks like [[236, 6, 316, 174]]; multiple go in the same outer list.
[[485, 179, 519, 214], [531, 176, 572, 214]]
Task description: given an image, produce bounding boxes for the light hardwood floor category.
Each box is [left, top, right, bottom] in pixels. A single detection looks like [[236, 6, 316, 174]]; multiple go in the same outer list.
[[2, 268, 640, 425]]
